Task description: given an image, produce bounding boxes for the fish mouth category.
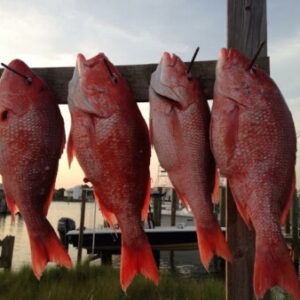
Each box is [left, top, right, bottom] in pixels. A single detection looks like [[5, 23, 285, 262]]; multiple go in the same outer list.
[[149, 52, 183, 103], [150, 86, 182, 109], [216, 48, 228, 74], [77, 53, 106, 75], [161, 52, 178, 68], [150, 73, 181, 105]]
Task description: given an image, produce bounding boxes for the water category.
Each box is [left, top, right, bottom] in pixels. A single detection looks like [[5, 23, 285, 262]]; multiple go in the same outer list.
[[0, 201, 219, 278], [0, 201, 104, 271]]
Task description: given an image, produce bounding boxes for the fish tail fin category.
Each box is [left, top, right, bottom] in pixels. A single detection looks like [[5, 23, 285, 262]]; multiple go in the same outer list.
[[28, 219, 72, 279], [254, 236, 300, 300], [196, 220, 232, 270], [120, 233, 159, 291]]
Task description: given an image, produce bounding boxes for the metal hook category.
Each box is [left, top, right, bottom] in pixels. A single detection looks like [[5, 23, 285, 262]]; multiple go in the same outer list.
[[1, 63, 33, 85], [103, 58, 118, 84], [186, 47, 200, 80], [247, 41, 265, 71]]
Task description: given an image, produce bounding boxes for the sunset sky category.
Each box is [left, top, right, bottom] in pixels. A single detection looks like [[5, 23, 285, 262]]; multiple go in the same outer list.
[[0, 0, 300, 189]]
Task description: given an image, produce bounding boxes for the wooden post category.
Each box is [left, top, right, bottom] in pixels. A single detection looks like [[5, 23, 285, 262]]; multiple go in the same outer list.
[[169, 188, 177, 271], [152, 188, 162, 226], [77, 187, 86, 263], [226, 1, 269, 300], [285, 211, 291, 235], [220, 186, 226, 227], [170, 188, 177, 226], [0, 236, 14, 268], [291, 190, 299, 268], [101, 251, 112, 265]]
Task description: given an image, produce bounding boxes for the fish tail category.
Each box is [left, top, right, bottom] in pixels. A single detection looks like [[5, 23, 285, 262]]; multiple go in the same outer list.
[[28, 219, 72, 279], [120, 233, 159, 291], [254, 236, 300, 300], [196, 221, 232, 270]]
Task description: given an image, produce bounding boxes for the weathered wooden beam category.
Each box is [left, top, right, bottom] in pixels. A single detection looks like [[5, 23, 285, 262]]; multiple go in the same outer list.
[[226, 1, 269, 300], [0, 57, 269, 104]]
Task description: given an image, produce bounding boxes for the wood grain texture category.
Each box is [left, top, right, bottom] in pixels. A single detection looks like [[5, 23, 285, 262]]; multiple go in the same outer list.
[[226, 1, 269, 300], [228, 0, 267, 59], [0, 58, 269, 104]]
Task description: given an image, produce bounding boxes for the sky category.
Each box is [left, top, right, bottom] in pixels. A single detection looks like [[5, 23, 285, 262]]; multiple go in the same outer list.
[[0, 0, 300, 189]]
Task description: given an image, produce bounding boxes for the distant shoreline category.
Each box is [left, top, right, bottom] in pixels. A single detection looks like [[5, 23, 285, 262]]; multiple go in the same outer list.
[[52, 199, 94, 203]]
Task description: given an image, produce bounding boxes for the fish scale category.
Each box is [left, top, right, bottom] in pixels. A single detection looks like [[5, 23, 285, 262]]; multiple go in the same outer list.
[[67, 53, 158, 291], [0, 59, 72, 278], [211, 47, 299, 299], [149, 52, 231, 270]]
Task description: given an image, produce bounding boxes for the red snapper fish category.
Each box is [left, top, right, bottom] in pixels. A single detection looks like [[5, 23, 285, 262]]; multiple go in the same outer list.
[[0, 59, 72, 278], [67, 53, 158, 291], [211, 48, 299, 299], [149, 52, 231, 269]]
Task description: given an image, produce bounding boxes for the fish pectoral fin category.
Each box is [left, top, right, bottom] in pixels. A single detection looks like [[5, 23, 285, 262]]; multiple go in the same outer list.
[[67, 133, 75, 167]]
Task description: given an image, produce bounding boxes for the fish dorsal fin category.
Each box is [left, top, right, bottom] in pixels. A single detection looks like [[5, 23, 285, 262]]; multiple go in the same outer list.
[[43, 180, 55, 216], [94, 192, 117, 231], [211, 168, 220, 204], [172, 184, 189, 210], [280, 172, 296, 225], [2, 181, 18, 222], [141, 174, 151, 221]]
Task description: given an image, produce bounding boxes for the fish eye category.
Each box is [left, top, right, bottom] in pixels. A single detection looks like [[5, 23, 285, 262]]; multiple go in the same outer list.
[[1, 111, 8, 121], [250, 66, 257, 74], [39, 86, 46, 93]]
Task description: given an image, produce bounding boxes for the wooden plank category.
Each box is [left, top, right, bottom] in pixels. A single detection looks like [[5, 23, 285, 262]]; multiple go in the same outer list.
[[0, 58, 269, 104], [226, 1, 269, 300]]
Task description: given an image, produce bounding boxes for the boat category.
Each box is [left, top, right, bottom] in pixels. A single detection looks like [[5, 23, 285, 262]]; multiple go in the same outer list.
[[66, 225, 200, 254]]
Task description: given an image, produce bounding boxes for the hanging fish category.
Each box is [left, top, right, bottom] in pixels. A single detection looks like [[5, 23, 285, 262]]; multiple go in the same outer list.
[[0, 59, 72, 278], [149, 52, 231, 269], [210, 48, 299, 299], [67, 53, 158, 291]]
